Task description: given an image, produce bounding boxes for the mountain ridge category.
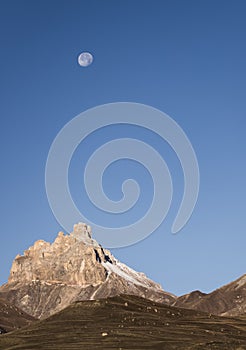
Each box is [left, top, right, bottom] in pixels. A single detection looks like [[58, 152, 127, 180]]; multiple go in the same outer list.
[[0, 222, 245, 324], [0, 223, 175, 319], [174, 274, 246, 317]]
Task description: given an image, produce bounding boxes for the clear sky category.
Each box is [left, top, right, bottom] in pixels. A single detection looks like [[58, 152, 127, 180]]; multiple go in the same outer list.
[[0, 0, 245, 296]]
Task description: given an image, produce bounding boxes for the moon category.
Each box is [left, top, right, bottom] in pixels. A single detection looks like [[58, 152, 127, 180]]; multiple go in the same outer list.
[[78, 52, 93, 67]]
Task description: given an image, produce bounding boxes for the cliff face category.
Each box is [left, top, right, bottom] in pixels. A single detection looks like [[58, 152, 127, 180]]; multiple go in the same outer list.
[[0, 223, 176, 319], [8, 227, 107, 287]]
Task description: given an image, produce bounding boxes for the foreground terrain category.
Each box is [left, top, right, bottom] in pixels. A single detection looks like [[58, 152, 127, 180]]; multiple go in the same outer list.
[[0, 295, 245, 350], [0, 298, 34, 333]]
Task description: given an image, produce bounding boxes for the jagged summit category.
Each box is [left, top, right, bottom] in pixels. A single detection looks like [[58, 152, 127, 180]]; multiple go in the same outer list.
[[70, 222, 99, 246], [0, 223, 176, 319]]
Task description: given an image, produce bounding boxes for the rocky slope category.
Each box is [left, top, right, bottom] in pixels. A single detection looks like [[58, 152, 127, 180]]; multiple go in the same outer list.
[[173, 274, 246, 317], [1, 295, 245, 350], [0, 297, 35, 332], [0, 223, 175, 319]]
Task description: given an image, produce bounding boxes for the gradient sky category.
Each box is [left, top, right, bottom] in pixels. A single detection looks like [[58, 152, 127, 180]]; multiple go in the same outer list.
[[0, 0, 245, 296]]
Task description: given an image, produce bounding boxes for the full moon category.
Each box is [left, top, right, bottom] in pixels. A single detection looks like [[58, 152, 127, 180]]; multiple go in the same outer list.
[[78, 52, 93, 67]]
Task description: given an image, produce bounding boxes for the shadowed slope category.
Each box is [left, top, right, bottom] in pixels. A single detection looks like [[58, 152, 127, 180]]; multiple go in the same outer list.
[[0, 298, 35, 332], [0, 295, 245, 350], [174, 274, 246, 317]]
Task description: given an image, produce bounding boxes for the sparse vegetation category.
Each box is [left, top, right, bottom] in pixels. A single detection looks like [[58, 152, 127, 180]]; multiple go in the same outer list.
[[0, 295, 245, 349]]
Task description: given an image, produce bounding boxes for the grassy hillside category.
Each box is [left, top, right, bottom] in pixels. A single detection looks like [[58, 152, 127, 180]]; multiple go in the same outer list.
[[0, 295, 245, 349]]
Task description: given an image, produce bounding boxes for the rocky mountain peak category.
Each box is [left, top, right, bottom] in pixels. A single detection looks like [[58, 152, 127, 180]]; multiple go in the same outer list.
[[8, 223, 114, 287], [0, 223, 176, 319]]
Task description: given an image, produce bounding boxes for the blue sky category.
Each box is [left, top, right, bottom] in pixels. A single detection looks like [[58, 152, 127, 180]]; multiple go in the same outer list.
[[0, 0, 245, 295]]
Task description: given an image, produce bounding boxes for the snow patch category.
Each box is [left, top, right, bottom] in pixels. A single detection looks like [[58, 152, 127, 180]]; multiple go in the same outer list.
[[102, 262, 147, 288]]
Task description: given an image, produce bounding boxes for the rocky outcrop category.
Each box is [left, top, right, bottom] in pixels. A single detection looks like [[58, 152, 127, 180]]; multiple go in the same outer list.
[[0, 326, 6, 334], [173, 274, 246, 316], [0, 223, 176, 319]]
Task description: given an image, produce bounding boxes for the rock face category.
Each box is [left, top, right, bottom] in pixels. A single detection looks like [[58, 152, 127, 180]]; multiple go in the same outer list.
[[173, 274, 246, 316], [0, 223, 176, 319]]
